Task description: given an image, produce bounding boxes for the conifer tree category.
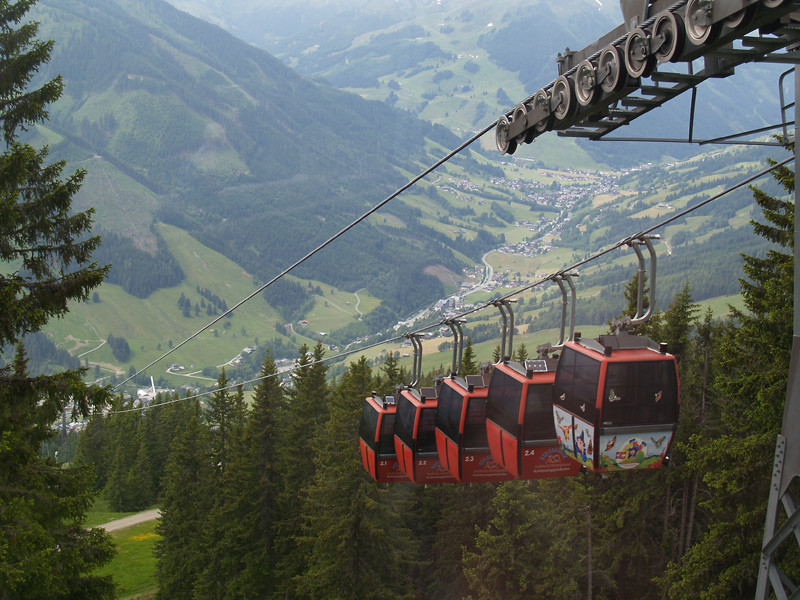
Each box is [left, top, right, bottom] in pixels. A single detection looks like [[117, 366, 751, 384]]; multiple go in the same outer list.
[[376, 349, 406, 394], [460, 336, 478, 375], [614, 271, 658, 337], [273, 341, 330, 597], [296, 357, 418, 598], [428, 483, 497, 600], [661, 158, 796, 598], [0, 2, 113, 596], [464, 479, 583, 600], [653, 281, 699, 362], [0, 346, 115, 599], [195, 384, 251, 600], [236, 351, 285, 597], [103, 405, 139, 511], [128, 420, 155, 509], [74, 410, 110, 491], [155, 401, 211, 600], [206, 368, 235, 472], [492, 344, 502, 363]]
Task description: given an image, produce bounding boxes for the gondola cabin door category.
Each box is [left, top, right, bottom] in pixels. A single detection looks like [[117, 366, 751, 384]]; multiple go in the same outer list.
[[486, 359, 582, 479], [359, 394, 408, 482], [394, 387, 457, 484], [552, 332, 679, 473], [434, 375, 514, 483]]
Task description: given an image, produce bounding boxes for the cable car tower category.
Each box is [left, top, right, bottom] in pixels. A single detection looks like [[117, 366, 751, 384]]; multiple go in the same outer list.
[[492, 2, 800, 597]]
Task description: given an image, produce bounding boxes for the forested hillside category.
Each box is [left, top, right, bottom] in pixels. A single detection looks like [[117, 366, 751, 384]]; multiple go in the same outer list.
[[79, 163, 796, 597], [29, 0, 493, 325]]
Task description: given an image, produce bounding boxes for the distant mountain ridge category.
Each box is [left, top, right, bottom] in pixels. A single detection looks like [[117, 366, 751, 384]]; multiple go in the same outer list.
[[165, 0, 787, 165]]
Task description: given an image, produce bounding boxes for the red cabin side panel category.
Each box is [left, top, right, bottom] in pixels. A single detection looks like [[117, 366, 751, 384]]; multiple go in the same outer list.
[[435, 428, 462, 480], [486, 419, 522, 478]]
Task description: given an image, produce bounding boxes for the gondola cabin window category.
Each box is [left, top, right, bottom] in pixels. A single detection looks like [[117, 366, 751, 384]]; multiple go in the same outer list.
[[554, 346, 601, 420], [378, 412, 396, 454], [395, 396, 416, 451], [602, 360, 678, 427], [359, 402, 380, 451], [417, 407, 437, 452], [436, 383, 462, 442], [463, 397, 489, 449], [523, 383, 558, 442], [486, 369, 523, 435]]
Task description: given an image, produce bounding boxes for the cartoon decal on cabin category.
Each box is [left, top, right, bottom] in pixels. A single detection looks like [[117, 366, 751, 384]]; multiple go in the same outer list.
[[555, 403, 674, 472], [554, 405, 595, 469], [598, 430, 674, 471]]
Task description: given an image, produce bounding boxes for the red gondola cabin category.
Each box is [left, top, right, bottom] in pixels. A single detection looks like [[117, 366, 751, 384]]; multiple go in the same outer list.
[[486, 358, 582, 479], [552, 331, 680, 473], [359, 394, 408, 482], [394, 387, 458, 484], [434, 374, 514, 483]]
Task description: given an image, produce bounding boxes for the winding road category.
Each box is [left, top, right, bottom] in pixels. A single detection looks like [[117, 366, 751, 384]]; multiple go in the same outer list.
[[464, 252, 495, 297]]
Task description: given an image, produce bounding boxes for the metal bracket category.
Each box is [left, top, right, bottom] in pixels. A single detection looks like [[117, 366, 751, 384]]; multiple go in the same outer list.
[[443, 318, 466, 377], [620, 0, 654, 31]]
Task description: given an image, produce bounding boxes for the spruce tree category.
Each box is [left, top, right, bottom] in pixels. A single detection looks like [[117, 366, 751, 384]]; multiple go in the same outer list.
[[492, 344, 502, 363], [155, 402, 211, 600], [464, 480, 583, 600], [460, 336, 478, 375], [273, 341, 330, 597], [296, 357, 418, 599], [661, 158, 796, 598], [206, 368, 235, 472], [237, 351, 284, 597], [194, 386, 251, 600], [0, 2, 113, 596]]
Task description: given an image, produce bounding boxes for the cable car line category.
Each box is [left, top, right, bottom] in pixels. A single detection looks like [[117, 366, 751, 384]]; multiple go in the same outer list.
[[105, 154, 790, 417], [106, 330, 412, 415], [112, 0, 796, 391]]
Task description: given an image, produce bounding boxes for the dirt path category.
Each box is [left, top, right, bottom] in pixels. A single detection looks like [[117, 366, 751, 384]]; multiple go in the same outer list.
[[98, 509, 161, 532]]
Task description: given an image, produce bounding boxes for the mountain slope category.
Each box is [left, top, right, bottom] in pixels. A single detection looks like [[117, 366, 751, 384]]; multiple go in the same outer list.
[[32, 0, 493, 322]]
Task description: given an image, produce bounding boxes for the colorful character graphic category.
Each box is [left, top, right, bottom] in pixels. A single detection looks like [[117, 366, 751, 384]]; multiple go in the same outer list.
[[608, 389, 622, 403], [654, 390, 662, 403], [604, 436, 616, 451], [575, 429, 588, 462], [616, 437, 648, 464]]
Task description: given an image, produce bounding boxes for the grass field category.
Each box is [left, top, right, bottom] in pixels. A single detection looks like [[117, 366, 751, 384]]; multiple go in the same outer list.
[[98, 520, 159, 600], [42, 223, 388, 388]]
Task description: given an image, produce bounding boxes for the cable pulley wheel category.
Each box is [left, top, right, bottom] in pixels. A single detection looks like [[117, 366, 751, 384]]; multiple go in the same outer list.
[[652, 11, 685, 63], [574, 60, 599, 106], [685, 0, 721, 45], [495, 114, 518, 155], [532, 89, 554, 133], [723, 5, 755, 29], [513, 104, 536, 144], [598, 44, 626, 93], [552, 75, 576, 121], [624, 27, 655, 78]]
